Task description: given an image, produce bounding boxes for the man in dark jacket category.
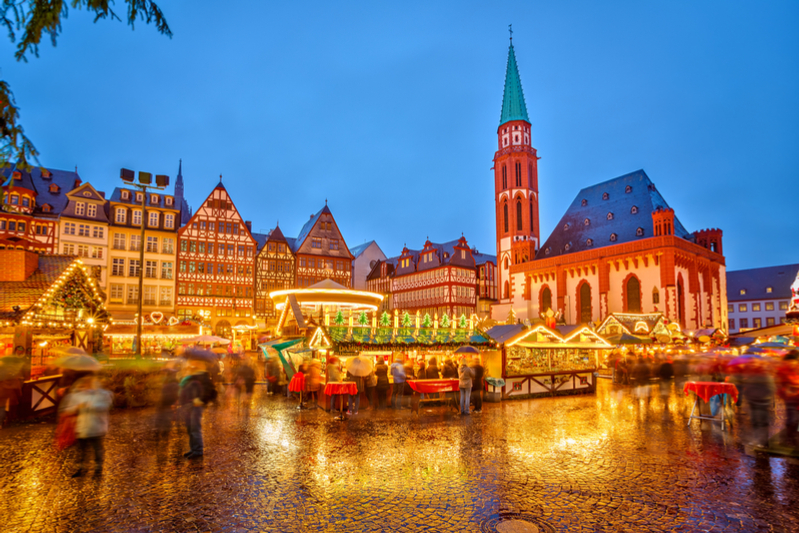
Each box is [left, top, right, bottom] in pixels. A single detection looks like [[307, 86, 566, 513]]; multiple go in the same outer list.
[[470, 358, 485, 413], [441, 359, 457, 379], [179, 362, 211, 458], [375, 358, 390, 409]]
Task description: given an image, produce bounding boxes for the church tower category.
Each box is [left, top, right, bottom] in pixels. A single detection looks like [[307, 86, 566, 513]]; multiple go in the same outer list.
[[494, 35, 539, 302]]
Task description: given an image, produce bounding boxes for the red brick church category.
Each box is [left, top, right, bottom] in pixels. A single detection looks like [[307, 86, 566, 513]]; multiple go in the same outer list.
[[490, 39, 728, 331]]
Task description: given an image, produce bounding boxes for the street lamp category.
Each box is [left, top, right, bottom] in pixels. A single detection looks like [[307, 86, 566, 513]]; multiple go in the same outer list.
[[120, 168, 169, 359]]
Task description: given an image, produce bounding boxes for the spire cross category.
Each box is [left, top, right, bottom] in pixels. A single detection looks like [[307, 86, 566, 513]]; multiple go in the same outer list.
[[219, 174, 223, 183], [509, 24, 513, 42]]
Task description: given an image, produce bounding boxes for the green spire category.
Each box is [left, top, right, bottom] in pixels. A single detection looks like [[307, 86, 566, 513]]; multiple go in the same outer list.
[[499, 43, 529, 127]]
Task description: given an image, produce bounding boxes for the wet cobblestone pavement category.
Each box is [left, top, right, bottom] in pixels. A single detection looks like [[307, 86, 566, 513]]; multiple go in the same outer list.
[[1, 380, 797, 532]]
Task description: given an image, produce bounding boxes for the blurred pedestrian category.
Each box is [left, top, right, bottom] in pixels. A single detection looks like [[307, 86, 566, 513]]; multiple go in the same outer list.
[[424, 358, 440, 400], [61, 376, 113, 477], [776, 352, 798, 449], [365, 366, 377, 410], [741, 360, 776, 448], [346, 369, 364, 415], [307, 360, 323, 408], [265, 355, 279, 395], [403, 359, 415, 408], [375, 357, 389, 409], [657, 357, 674, 398], [154, 364, 179, 440], [441, 358, 457, 379], [326, 356, 342, 412], [0, 360, 24, 428], [235, 359, 257, 412], [179, 361, 214, 458], [471, 357, 485, 413], [390, 359, 406, 409], [458, 358, 474, 415]]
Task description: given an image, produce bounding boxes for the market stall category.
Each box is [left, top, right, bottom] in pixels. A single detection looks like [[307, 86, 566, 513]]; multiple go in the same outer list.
[[103, 323, 201, 357]]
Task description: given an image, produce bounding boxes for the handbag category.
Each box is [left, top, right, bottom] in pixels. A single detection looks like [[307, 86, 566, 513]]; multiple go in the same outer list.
[[55, 413, 77, 451], [366, 372, 377, 388]]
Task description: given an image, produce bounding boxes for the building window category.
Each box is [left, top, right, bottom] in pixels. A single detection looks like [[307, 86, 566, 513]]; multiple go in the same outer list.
[[135, 192, 143, 203], [17, 222, 25, 232], [581, 199, 587, 207], [77, 245, 89, 257], [636, 227, 644, 236], [739, 289, 746, 295], [727, 304, 734, 312], [780, 301, 789, 310], [130, 235, 141, 252], [602, 192, 609, 200], [149, 211, 159, 227], [631, 206, 638, 214], [92, 226, 103, 239], [238, 245, 245, 257], [115, 208, 126, 223], [128, 259, 141, 277], [127, 285, 139, 305], [150, 194, 159, 204], [132, 210, 142, 225], [164, 214, 174, 229], [739, 304, 747, 312], [166, 197, 173, 206], [87, 204, 97, 217], [765, 302, 774, 311], [330, 239, 339, 250], [160, 287, 172, 306], [63, 243, 75, 255], [145, 260, 158, 278], [607, 212, 614, 220], [728, 318, 734, 330], [586, 238, 593, 246], [767, 317, 775, 326], [163, 238, 174, 254], [143, 286, 157, 306], [110, 284, 124, 302], [146, 236, 158, 253], [311, 238, 322, 249], [544, 247, 550, 255], [625, 185, 632, 193], [739, 318, 748, 329], [503, 203, 508, 233], [752, 303, 761, 312], [78, 224, 90, 237], [111, 258, 125, 276], [91, 247, 103, 259], [516, 200, 522, 231], [766, 286, 773, 293], [75, 202, 85, 216], [751, 317, 762, 328], [609, 233, 617, 242], [64, 222, 76, 235]]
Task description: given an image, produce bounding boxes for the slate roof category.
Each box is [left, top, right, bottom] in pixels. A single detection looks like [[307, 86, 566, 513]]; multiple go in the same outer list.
[[484, 324, 525, 344], [350, 240, 378, 258], [536, 170, 693, 260], [108, 187, 177, 208], [293, 205, 331, 252], [472, 251, 497, 266], [1, 164, 81, 215], [252, 232, 268, 252], [726, 264, 798, 302], [499, 43, 529, 126], [0, 254, 77, 318]]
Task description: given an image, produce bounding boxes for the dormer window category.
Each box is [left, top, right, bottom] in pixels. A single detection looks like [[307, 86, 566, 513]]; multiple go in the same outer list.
[[586, 238, 593, 246], [544, 247, 551, 255], [610, 233, 617, 242], [636, 227, 644, 236], [602, 192, 609, 200], [121, 190, 130, 200], [41, 169, 51, 179], [647, 184, 656, 191], [631, 206, 638, 214], [150, 194, 159, 204], [165, 197, 173, 206], [740, 289, 746, 295], [42, 204, 51, 213], [135, 192, 143, 203], [584, 218, 590, 226], [564, 243, 571, 251], [581, 199, 587, 207], [12, 171, 21, 180], [563, 223, 570, 231], [49, 184, 60, 193], [625, 185, 632, 193], [766, 287, 773, 293], [607, 212, 614, 220]]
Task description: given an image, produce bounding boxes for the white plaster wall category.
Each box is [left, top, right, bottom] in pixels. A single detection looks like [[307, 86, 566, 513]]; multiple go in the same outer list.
[[607, 263, 661, 314], [564, 272, 599, 324], [352, 243, 386, 290]]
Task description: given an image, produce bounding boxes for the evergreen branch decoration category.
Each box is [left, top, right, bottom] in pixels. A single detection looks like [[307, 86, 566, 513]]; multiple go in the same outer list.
[[379, 311, 391, 327]]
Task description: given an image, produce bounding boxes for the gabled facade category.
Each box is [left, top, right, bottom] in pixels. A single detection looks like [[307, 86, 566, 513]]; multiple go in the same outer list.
[[106, 187, 180, 319], [293, 204, 354, 288], [254, 225, 296, 320], [0, 164, 78, 253], [175, 182, 257, 337], [726, 264, 798, 332], [474, 250, 498, 318], [350, 240, 386, 290], [59, 182, 110, 289]]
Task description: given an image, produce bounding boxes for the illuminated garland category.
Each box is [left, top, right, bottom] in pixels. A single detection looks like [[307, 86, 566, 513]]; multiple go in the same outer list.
[[52, 271, 92, 309]]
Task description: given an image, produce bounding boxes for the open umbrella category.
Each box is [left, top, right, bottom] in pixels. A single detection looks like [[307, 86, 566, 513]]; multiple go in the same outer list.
[[345, 355, 374, 377], [183, 346, 217, 363], [58, 346, 88, 356], [454, 345, 480, 355], [55, 354, 101, 372], [606, 333, 652, 345]]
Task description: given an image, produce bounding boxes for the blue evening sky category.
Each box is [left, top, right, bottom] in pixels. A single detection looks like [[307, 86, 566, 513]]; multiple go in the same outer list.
[[3, 1, 797, 271]]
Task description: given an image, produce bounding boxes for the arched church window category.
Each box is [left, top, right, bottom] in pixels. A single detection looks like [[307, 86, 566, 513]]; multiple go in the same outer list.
[[564, 243, 571, 251], [544, 247, 551, 255], [586, 238, 593, 246], [516, 200, 523, 231], [584, 218, 590, 226], [503, 204, 509, 233], [502, 165, 507, 189], [529, 201, 533, 230]]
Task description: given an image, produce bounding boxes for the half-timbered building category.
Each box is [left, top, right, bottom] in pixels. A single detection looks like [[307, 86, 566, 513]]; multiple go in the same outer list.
[[293, 204, 354, 289], [175, 182, 257, 337], [0, 164, 78, 253], [253, 225, 296, 321]]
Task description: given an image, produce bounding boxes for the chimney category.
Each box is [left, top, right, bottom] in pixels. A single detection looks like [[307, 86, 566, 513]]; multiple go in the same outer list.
[[310, 214, 314, 219], [245, 221, 252, 232], [0, 249, 39, 282]]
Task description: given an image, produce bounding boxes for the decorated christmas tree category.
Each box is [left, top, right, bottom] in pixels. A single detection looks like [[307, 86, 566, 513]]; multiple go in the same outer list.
[[440, 313, 450, 328], [459, 314, 467, 328], [357, 310, 368, 326], [401, 311, 412, 327], [334, 310, 345, 325], [422, 313, 432, 328], [380, 311, 391, 327]]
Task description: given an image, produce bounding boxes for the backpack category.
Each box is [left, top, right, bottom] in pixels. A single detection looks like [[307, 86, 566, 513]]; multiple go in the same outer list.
[[197, 373, 218, 404]]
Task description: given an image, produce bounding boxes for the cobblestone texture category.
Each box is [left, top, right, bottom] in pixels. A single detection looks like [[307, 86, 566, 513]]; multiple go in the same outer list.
[[0, 380, 797, 532]]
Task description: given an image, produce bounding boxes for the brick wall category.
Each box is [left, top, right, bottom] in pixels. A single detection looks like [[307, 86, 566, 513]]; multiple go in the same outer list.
[[0, 249, 39, 281]]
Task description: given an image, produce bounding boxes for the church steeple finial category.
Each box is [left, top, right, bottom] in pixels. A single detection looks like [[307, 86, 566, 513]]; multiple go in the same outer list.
[[499, 33, 529, 127]]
